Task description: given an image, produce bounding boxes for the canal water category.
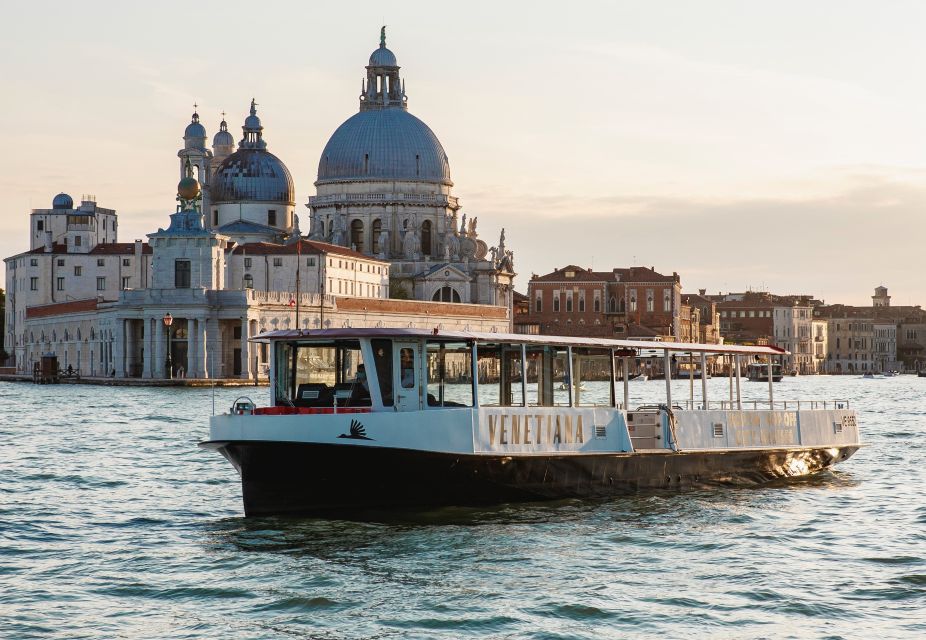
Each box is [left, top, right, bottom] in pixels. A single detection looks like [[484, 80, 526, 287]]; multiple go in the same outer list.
[[1, 376, 923, 639]]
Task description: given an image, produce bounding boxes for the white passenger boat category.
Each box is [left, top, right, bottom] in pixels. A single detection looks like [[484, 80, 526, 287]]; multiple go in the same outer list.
[[201, 329, 863, 516]]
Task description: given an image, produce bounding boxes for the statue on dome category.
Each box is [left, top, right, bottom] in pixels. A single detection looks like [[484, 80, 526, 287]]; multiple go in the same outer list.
[[308, 210, 325, 240], [331, 216, 347, 246], [377, 225, 390, 258], [459, 213, 467, 236], [444, 226, 460, 260], [498, 228, 506, 256], [467, 216, 478, 238], [403, 218, 420, 259]]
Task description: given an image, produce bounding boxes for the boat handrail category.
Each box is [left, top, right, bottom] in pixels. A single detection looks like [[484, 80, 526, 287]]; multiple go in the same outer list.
[[674, 399, 851, 411]]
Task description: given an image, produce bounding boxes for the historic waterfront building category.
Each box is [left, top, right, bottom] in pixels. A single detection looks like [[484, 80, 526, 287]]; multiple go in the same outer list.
[[306, 28, 515, 308], [522, 265, 682, 339], [2, 31, 514, 379]]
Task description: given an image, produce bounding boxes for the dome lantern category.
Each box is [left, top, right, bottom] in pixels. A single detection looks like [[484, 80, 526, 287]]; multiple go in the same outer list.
[[360, 26, 406, 112]]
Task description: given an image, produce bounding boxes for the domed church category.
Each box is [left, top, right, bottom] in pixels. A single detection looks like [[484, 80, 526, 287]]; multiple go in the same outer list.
[[307, 28, 515, 307], [178, 100, 297, 246]]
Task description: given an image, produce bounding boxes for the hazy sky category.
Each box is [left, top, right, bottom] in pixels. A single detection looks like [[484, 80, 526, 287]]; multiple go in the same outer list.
[[2, 1, 925, 306]]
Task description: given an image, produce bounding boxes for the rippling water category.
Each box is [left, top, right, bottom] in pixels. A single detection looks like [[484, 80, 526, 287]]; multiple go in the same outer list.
[[1, 376, 924, 639]]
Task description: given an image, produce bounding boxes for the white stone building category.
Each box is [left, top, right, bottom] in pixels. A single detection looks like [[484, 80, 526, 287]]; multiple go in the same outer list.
[[3, 31, 516, 379], [773, 305, 813, 374]]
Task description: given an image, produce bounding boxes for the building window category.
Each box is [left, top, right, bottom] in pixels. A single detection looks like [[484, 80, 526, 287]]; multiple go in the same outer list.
[[350, 219, 364, 252], [57, 259, 65, 267], [122, 258, 130, 267], [30, 258, 37, 267], [594, 291, 601, 312], [174, 260, 191, 288], [57, 277, 65, 290], [121, 276, 130, 290], [97, 258, 105, 267], [553, 292, 560, 312], [96, 277, 106, 290], [244, 257, 252, 269], [307, 257, 316, 267], [579, 291, 586, 312], [535, 292, 542, 313], [74, 266, 82, 276], [268, 210, 277, 226], [74, 236, 82, 247], [421, 220, 432, 256], [273, 257, 282, 267], [243, 274, 253, 289], [37, 220, 44, 231], [565, 291, 573, 312], [664, 290, 671, 311], [432, 286, 461, 303], [30, 277, 38, 291], [213, 210, 219, 226], [646, 290, 654, 313]]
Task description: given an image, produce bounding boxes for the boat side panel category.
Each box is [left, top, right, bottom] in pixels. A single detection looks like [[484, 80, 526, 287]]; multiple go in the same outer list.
[[210, 408, 477, 454], [473, 408, 632, 454], [674, 410, 861, 450], [215, 442, 861, 516]]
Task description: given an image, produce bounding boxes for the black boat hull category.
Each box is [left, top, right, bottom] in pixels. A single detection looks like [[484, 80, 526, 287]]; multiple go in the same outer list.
[[204, 441, 860, 517]]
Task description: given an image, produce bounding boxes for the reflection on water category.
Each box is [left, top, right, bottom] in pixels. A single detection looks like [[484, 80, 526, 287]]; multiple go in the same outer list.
[[0, 376, 924, 639]]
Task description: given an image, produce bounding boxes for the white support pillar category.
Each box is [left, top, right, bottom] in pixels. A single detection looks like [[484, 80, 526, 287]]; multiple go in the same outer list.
[[734, 353, 742, 410], [728, 355, 734, 407], [622, 357, 630, 410], [767, 357, 774, 408], [663, 348, 672, 407], [688, 352, 695, 409], [700, 351, 708, 410], [240, 317, 251, 379]]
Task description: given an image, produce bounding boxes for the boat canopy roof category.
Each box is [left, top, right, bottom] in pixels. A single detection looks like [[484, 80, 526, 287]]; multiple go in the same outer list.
[[252, 327, 789, 356]]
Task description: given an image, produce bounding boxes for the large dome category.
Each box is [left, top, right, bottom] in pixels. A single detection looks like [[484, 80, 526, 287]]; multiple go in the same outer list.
[[210, 148, 295, 204], [317, 109, 452, 186]]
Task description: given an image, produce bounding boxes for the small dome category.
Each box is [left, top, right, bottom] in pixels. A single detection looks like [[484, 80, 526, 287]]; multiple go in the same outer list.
[[211, 148, 294, 204], [184, 113, 207, 139], [213, 120, 234, 148], [369, 45, 397, 67], [52, 193, 73, 209]]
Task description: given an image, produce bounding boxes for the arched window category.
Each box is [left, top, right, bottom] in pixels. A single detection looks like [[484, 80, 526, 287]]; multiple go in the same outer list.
[[243, 274, 254, 289], [350, 219, 364, 253], [432, 286, 461, 303], [371, 219, 382, 254], [608, 296, 616, 313], [421, 220, 432, 256]]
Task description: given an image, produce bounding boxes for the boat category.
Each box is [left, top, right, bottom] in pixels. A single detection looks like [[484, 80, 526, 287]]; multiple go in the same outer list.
[[628, 373, 648, 382], [862, 372, 875, 379], [201, 328, 863, 517], [919, 371, 926, 378], [746, 362, 783, 382]]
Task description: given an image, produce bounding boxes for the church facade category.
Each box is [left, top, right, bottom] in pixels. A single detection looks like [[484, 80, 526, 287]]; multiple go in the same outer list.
[[2, 31, 513, 379]]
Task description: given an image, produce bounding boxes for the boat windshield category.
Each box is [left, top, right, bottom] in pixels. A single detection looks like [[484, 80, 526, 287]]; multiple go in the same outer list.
[[275, 340, 370, 407]]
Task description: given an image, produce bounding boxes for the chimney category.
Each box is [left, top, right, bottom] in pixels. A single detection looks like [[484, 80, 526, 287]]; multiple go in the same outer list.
[[134, 238, 142, 258], [699, 288, 706, 296], [44, 231, 53, 253]]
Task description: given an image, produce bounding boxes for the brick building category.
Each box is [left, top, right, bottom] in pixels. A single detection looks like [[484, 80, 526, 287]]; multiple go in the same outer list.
[[523, 265, 681, 339]]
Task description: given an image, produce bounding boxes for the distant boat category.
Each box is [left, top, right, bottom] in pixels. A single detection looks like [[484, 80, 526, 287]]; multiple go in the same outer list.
[[918, 371, 926, 378], [747, 362, 783, 382], [862, 372, 875, 379], [629, 374, 648, 382]]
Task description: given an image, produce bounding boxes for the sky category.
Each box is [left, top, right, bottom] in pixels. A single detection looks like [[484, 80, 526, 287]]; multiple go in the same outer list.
[[2, 0, 925, 306]]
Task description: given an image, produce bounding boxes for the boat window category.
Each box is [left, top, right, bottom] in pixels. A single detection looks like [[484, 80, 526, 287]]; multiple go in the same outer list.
[[371, 339, 393, 406], [572, 347, 612, 407], [525, 345, 571, 407], [426, 341, 473, 407], [275, 340, 370, 407], [473, 343, 524, 407]]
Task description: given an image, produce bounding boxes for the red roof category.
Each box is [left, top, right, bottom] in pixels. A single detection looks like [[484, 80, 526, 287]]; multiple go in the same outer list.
[[28, 242, 150, 255], [26, 298, 100, 319], [230, 239, 387, 262]]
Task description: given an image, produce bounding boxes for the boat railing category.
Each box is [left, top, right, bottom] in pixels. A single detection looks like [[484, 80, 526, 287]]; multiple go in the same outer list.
[[674, 399, 851, 411]]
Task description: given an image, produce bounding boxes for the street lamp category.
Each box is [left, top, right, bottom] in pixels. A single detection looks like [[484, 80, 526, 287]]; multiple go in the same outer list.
[[163, 312, 173, 380]]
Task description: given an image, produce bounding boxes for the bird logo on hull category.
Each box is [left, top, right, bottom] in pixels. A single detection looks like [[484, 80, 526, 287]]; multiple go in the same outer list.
[[338, 419, 373, 440]]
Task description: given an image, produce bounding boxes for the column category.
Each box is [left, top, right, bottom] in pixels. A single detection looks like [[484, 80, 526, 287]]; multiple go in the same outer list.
[[206, 316, 221, 378], [187, 318, 198, 379], [194, 317, 207, 378], [143, 317, 154, 378], [240, 317, 251, 379], [114, 318, 127, 378], [154, 316, 165, 379]]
